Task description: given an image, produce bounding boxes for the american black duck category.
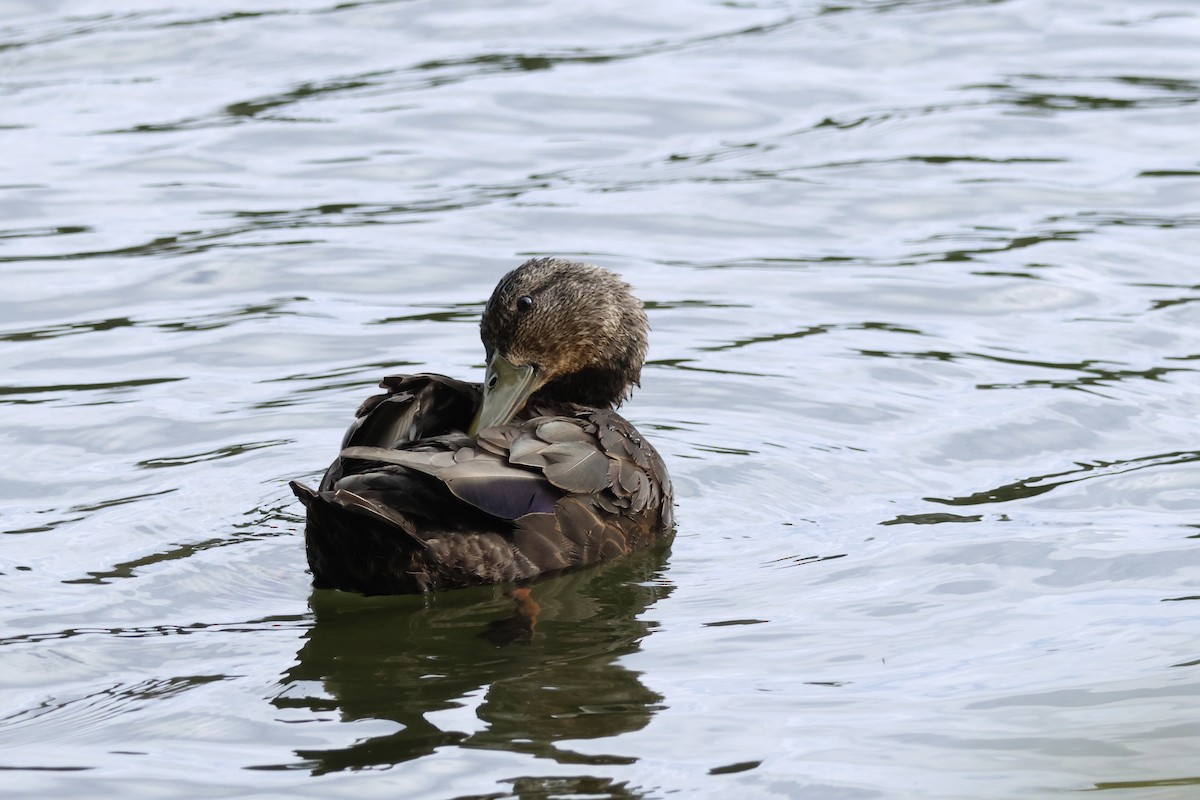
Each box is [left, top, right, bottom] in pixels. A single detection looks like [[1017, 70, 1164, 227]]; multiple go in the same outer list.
[[290, 258, 674, 595]]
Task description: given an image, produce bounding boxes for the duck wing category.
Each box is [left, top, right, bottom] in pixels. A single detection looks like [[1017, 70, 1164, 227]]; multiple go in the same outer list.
[[317, 373, 480, 491], [339, 409, 667, 521], [337, 441, 562, 520], [501, 411, 674, 568], [293, 380, 672, 594]]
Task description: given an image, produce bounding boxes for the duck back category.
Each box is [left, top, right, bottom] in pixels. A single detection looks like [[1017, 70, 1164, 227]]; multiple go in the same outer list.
[[291, 375, 673, 595]]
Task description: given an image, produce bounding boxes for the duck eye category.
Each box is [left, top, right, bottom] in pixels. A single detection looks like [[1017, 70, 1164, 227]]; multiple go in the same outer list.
[[516, 295, 534, 313]]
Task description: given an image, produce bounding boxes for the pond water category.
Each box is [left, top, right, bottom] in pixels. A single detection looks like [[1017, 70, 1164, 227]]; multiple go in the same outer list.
[[3, 1, 1199, 797]]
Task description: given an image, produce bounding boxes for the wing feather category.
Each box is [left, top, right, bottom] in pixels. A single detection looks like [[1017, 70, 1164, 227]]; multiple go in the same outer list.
[[539, 441, 611, 493], [339, 444, 559, 519]]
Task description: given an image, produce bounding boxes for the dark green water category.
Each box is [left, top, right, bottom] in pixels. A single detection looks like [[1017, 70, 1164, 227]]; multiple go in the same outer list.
[[3, 1, 1199, 797]]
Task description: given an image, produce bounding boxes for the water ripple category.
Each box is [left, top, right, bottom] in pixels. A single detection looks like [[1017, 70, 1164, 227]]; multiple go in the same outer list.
[[4, 0, 1200, 795], [0, 676, 229, 747], [926, 450, 1200, 508]]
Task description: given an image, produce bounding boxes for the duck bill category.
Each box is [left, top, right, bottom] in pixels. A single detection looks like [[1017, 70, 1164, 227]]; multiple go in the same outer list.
[[468, 353, 540, 436]]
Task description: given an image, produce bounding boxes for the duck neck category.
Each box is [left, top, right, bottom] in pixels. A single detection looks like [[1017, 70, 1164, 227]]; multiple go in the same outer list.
[[532, 367, 628, 411]]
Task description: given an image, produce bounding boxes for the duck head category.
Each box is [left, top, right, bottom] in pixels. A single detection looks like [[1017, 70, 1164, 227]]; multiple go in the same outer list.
[[468, 258, 649, 436]]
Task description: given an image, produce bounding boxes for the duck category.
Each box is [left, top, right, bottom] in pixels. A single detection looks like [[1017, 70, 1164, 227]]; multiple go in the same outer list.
[[290, 257, 674, 595]]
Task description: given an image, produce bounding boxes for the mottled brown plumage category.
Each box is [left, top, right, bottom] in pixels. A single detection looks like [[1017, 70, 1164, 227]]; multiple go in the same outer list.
[[291, 258, 674, 595]]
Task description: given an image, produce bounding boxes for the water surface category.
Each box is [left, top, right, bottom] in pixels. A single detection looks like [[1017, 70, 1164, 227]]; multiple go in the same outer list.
[[2, 1, 1199, 797]]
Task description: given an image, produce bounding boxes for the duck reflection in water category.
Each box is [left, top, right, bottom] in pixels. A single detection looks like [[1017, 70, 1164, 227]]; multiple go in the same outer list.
[[273, 543, 673, 774]]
